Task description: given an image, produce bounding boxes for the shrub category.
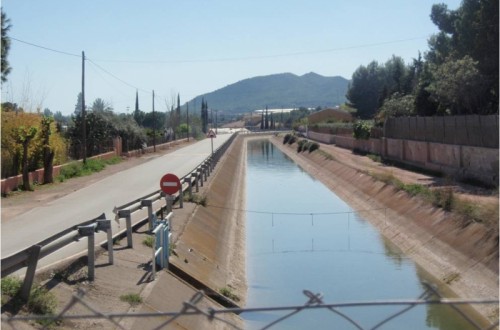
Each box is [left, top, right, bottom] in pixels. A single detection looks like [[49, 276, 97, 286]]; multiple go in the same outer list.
[[283, 133, 292, 144], [308, 142, 320, 153], [352, 121, 372, 140], [287, 135, 297, 145], [431, 188, 454, 211], [297, 139, 308, 152], [58, 162, 82, 181]]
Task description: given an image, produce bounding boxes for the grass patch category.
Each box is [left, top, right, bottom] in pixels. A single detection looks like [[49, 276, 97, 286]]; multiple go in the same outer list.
[[142, 235, 154, 248], [120, 293, 142, 306], [219, 287, 240, 302], [57, 157, 122, 182]]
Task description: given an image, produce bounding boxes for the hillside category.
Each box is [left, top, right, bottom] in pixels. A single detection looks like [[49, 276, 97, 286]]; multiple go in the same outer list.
[[186, 72, 349, 114]]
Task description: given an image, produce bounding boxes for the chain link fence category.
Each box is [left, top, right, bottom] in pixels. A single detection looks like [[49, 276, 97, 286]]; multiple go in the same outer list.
[[2, 283, 498, 330]]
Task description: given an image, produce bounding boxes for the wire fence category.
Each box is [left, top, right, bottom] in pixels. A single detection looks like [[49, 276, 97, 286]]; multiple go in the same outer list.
[[2, 283, 498, 330]]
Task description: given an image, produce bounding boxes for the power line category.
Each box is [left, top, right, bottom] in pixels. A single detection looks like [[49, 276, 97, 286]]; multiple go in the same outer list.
[[92, 36, 428, 64], [12, 35, 428, 65], [10, 37, 81, 58], [86, 59, 150, 94], [206, 204, 386, 216]]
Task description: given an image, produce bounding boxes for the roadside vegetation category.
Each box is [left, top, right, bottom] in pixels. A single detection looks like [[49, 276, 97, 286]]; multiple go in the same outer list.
[[56, 156, 122, 182], [1, 276, 58, 327], [370, 171, 498, 229]]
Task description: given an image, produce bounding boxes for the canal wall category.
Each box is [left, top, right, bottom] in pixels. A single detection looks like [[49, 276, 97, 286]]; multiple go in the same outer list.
[[173, 134, 247, 306], [271, 135, 498, 325]]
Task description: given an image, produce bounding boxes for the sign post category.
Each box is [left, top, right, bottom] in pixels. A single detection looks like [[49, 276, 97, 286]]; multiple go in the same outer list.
[[160, 173, 181, 213], [207, 129, 216, 155]]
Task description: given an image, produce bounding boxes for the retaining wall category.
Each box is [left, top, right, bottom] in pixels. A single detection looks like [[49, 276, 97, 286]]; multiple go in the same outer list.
[[307, 131, 498, 187]]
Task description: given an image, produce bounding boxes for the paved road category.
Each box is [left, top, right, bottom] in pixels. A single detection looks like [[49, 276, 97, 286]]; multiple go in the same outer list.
[[1, 134, 233, 267]]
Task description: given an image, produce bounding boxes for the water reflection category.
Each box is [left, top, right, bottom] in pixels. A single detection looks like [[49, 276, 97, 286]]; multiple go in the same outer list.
[[243, 139, 479, 330]]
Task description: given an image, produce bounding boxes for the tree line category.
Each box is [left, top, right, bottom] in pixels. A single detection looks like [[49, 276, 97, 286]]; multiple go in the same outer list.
[[346, 0, 498, 121]]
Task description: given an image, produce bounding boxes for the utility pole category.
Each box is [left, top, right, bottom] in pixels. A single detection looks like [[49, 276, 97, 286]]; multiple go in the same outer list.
[[152, 90, 156, 152], [215, 110, 218, 134], [81, 51, 87, 164], [186, 102, 190, 142]]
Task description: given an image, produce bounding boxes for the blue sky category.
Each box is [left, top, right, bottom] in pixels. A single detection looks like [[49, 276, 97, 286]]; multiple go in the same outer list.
[[2, 0, 462, 116]]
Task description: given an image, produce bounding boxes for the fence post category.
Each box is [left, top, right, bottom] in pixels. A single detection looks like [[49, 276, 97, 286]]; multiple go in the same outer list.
[[20, 245, 42, 301], [118, 209, 133, 248]]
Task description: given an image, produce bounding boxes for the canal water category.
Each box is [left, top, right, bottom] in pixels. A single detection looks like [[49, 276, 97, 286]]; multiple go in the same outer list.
[[242, 139, 477, 330]]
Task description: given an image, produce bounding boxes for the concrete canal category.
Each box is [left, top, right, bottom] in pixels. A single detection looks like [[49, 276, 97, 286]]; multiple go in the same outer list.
[[241, 139, 482, 330]]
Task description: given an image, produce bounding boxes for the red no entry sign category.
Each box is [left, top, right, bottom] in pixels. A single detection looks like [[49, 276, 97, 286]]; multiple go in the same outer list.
[[160, 173, 181, 195]]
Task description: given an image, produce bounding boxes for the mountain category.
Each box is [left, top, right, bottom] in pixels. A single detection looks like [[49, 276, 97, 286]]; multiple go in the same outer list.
[[186, 72, 349, 114]]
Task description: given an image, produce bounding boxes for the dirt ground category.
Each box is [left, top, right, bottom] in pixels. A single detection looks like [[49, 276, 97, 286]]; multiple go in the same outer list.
[[1, 133, 498, 329]]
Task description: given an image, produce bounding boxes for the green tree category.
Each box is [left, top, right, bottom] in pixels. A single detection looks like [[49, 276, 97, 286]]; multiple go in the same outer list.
[[1, 8, 12, 83], [346, 61, 384, 119], [428, 0, 498, 113], [377, 93, 416, 122], [426, 56, 486, 115]]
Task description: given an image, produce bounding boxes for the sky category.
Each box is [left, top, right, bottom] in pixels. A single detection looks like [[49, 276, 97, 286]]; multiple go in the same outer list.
[[1, 0, 462, 116]]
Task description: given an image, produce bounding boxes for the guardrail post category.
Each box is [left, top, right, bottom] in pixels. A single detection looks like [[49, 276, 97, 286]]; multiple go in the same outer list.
[[198, 168, 204, 187], [97, 219, 113, 265], [118, 209, 133, 248], [192, 172, 199, 192], [178, 185, 184, 209], [141, 199, 154, 230], [78, 224, 97, 281], [184, 177, 193, 199], [203, 164, 208, 180], [20, 245, 42, 301]]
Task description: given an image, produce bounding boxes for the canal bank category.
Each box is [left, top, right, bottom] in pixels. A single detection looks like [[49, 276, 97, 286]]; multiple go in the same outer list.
[[269, 135, 498, 325]]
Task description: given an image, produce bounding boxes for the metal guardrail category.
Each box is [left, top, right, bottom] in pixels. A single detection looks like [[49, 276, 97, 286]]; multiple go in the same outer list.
[[0, 133, 238, 301]]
